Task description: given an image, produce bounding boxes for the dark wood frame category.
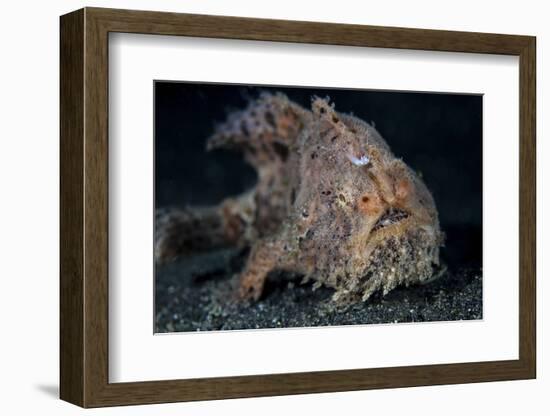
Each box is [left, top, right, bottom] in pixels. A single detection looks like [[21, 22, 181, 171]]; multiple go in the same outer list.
[[60, 7, 536, 408]]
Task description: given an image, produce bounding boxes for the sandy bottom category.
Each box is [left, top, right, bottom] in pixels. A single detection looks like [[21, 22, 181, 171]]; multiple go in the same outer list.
[[155, 248, 482, 333]]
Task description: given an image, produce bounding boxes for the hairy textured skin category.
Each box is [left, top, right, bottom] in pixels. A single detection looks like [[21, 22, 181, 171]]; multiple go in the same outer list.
[[156, 93, 444, 303]]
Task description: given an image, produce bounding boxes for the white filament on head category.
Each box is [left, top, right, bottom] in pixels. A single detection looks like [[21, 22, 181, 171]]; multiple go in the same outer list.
[[348, 154, 370, 166]]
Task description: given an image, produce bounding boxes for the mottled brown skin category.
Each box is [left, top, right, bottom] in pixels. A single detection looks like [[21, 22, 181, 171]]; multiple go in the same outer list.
[[155, 93, 444, 303]]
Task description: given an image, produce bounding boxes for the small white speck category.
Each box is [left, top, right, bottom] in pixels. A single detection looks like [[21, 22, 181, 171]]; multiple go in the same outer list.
[[348, 154, 370, 166]]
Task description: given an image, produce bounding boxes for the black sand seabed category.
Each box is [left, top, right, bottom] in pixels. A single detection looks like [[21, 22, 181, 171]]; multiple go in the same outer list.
[[155, 248, 482, 333]]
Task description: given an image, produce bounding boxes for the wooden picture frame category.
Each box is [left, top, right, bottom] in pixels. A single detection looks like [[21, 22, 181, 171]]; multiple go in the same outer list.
[[60, 7, 536, 408]]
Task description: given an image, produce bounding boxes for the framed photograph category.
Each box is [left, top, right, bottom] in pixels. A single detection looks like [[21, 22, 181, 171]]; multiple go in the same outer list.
[[60, 7, 536, 408]]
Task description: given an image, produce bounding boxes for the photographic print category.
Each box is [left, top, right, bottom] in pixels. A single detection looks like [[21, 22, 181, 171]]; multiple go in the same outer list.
[[60, 9, 535, 406], [154, 82, 482, 333]]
